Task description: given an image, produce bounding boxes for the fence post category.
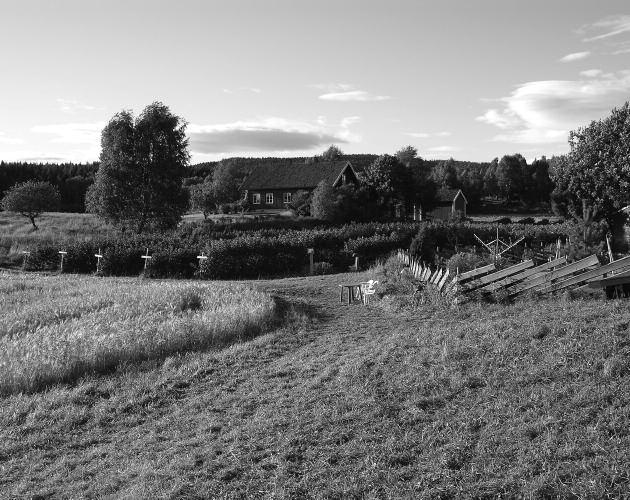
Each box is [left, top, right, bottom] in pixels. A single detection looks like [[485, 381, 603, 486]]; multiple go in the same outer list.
[[307, 248, 314, 275]]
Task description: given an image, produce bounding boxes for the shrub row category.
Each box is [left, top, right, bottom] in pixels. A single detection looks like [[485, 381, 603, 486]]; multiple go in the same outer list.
[[22, 220, 573, 279]]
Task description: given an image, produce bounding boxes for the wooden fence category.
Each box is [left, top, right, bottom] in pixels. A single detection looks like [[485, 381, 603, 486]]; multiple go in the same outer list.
[[396, 249, 630, 300]]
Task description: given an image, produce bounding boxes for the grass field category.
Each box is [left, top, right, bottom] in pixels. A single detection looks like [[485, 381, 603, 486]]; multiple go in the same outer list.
[[1, 271, 629, 498], [0, 212, 115, 264], [0, 272, 279, 395]]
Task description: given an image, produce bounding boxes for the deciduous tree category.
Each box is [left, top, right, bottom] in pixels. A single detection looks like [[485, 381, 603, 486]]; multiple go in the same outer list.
[[1, 180, 60, 229], [87, 102, 189, 232], [554, 101, 630, 224]]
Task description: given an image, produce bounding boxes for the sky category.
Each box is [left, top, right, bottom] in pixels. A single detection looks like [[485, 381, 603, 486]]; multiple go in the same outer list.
[[1, 0, 629, 164]]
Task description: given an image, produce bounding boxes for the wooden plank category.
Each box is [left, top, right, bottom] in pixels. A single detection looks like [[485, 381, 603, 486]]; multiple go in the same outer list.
[[480, 256, 568, 292], [452, 263, 495, 284], [588, 269, 630, 289], [437, 269, 450, 291], [431, 269, 443, 285], [462, 260, 535, 292], [546, 255, 630, 293], [510, 254, 600, 295]]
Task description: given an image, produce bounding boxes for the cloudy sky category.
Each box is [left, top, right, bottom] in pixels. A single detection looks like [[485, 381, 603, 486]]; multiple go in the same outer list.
[[1, 0, 629, 164]]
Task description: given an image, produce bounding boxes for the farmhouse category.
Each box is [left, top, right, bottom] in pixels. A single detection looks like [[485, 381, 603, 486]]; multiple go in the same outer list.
[[423, 188, 467, 220], [242, 160, 359, 211]]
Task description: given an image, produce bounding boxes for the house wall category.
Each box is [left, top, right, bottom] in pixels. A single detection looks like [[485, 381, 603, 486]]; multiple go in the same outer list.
[[427, 205, 452, 221], [249, 189, 309, 210]]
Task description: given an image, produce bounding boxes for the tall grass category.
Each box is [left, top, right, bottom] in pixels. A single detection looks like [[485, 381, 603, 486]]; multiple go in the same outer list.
[[0, 272, 277, 395], [0, 212, 115, 262]]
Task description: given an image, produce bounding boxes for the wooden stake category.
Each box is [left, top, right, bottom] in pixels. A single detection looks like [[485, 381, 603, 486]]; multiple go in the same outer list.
[[58, 250, 67, 273], [141, 248, 152, 271], [94, 249, 103, 274]]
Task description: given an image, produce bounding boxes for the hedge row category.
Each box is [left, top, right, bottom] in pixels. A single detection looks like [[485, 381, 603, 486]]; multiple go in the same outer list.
[[23, 220, 573, 279]]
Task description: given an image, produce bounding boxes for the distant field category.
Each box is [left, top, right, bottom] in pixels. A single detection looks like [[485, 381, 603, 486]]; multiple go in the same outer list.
[[0, 212, 115, 263], [1, 271, 629, 497], [0, 272, 278, 395]]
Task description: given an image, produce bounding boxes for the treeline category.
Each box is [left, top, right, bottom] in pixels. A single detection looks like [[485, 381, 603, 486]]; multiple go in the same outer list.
[[0, 152, 554, 215], [0, 161, 98, 212]]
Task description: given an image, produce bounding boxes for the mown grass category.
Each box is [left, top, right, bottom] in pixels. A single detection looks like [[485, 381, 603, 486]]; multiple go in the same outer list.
[[0, 272, 278, 395], [0, 212, 115, 265], [0, 272, 629, 498]]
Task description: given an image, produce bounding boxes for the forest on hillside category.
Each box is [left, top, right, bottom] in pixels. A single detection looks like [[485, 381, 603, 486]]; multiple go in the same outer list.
[[0, 152, 555, 215]]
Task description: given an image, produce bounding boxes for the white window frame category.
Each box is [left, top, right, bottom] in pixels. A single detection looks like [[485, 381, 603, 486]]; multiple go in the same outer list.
[[265, 192, 274, 204], [252, 192, 261, 205], [283, 192, 292, 204]]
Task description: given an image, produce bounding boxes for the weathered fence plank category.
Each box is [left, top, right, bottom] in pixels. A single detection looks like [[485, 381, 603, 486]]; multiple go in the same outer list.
[[509, 254, 600, 296], [545, 255, 630, 293], [480, 256, 568, 292], [451, 263, 496, 285], [462, 260, 535, 292]]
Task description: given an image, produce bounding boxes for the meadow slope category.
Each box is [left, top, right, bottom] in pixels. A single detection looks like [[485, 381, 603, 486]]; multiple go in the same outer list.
[[0, 273, 629, 498]]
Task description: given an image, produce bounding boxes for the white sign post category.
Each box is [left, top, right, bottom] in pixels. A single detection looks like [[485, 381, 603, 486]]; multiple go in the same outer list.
[[307, 248, 314, 275], [141, 248, 152, 272], [94, 248, 103, 274], [58, 250, 67, 273], [197, 251, 208, 275]]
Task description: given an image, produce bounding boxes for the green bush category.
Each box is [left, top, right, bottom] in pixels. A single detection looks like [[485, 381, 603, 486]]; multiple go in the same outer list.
[[447, 252, 487, 275]]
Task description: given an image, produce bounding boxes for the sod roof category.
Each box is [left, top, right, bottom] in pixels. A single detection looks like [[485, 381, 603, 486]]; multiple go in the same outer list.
[[242, 161, 354, 190]]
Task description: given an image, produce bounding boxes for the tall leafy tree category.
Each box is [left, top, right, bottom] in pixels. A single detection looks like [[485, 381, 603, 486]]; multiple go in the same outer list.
[[431, 158, 457, 188], [320, 144, 343, 161], [554, 101, 630, 224], [1, 180, 60, 229], [87, 102, 189, 232], [363, 154, 414, 213], [496, 154, 527, 200]]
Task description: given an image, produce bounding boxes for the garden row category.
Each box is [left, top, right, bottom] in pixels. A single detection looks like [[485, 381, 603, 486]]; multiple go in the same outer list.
[[20, 220, 575, 279]]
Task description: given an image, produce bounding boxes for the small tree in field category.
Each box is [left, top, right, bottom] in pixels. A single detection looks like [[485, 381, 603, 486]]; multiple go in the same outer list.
[[1, 180, 60, 230]]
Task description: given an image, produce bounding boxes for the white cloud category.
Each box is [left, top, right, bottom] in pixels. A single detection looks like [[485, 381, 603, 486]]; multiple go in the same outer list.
[[580, 15, 630, 42], [476, 71, 630, 146], [222, 87, 262, 94], [310, 83, 355, 92], [580, 69, 603, 77], [559, 51, 591, 62], [427, 145, 460, 152], [340, 116, 361, 128], [319, 90, 391, 102], [405, 131, 451, 139], [0, 132, 24, 145], [31, 122, 105, 144], [188, 116, 360, 155], [57, 98, 101, 114]]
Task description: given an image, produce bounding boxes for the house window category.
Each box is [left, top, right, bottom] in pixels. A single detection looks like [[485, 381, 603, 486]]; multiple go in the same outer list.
[[265, 193, 274, 204], [252, 193, 261, 204], [283, 192, 292, 204]]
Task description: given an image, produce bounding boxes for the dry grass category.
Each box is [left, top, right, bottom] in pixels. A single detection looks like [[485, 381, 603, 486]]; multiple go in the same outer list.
[[0, 272, 278, 395], [0, 212, 115, 263]]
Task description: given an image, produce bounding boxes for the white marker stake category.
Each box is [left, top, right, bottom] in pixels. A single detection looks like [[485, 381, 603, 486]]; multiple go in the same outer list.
[[307, 248, 314, 275], [94, 248, 103, 274], [58, 250, 67, 273], [141, 248, 152, 271], [197, 251, 208, 273]]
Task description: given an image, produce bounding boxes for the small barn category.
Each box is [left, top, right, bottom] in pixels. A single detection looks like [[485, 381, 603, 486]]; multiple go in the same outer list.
[[423, 188, 467, 221], [242, 160, 359, 211]]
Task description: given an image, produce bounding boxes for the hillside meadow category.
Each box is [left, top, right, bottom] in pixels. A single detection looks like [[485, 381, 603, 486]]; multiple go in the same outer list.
[[0, 269, 629, 498]]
